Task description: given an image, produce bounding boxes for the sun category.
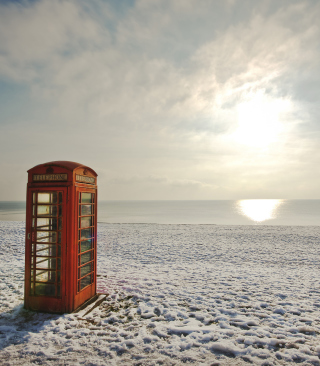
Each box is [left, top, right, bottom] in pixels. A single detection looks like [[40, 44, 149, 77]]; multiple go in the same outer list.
[[233, 92, 290, 148]]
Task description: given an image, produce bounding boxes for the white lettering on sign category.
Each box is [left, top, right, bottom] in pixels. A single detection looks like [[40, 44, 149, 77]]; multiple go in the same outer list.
[[76, 174, 95, 184], [33, 174, 68, 182]]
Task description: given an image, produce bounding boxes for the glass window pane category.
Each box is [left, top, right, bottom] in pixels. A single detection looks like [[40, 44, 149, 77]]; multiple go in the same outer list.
[[36, 244, 58, 256], [81, 216, 92, 228], [37, 205, 57, 217], [37, 218, 50, 228], [33, 193, 36, 204], [37, 231, 57, 243], [80, 228, 92, 240], [38, 193, 58, 204], [36, 270, 59, 282], [37, 218, 58, 231], [81, 205, 92, 215], [81, 193, 92, 203], [80, 274, 92, 290], [79, 263, 92, 278], [79, 239, 92, 253], [80, 251, 93, 265], [36, 257, 56, 269], [35, 283, 56, 296], [38, 193, 51, 203], [59, 192, 63, 204]]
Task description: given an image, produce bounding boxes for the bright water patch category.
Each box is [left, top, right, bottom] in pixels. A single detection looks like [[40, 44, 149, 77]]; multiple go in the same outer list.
[[236, 199, 284, 222]]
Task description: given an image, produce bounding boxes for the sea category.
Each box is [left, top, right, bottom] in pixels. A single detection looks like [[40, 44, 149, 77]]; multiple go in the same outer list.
[[0, 199, 319, 225]]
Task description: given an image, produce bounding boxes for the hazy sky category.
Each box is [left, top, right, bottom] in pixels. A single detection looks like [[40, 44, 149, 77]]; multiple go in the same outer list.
[[0, 0, 319, 200]]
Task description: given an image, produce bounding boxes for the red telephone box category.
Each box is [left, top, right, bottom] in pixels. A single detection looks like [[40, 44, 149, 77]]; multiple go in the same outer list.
[[24, 161, 98, 313]]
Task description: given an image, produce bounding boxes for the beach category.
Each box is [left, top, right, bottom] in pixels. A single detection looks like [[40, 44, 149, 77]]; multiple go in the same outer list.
[[1, 221, 320, 365]]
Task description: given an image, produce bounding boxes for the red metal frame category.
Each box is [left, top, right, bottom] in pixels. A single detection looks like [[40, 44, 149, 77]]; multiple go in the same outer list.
[[24, 161, 98, 313]]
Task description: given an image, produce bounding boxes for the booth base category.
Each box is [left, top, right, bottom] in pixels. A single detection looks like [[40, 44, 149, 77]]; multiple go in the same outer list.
[[72, 293, 108, 316]]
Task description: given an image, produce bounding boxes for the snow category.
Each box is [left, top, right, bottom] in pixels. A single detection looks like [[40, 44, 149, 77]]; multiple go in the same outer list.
[[1, 221, 320, 365]]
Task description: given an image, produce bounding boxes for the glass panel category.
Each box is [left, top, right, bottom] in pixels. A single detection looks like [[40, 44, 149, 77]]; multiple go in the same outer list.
[[80, 274, 92, 290], [36, 244, 58, 256], [81, 216, 92, 228], [36, 257, 56, 269], [38, 193, 51, 203], [38, 192, 58, 204], [79, 263, 92, 278], [35, 283, 56, 296], [80, 239, 92, 253], [33, 193, 36, 204], [33, 205, 35, 216], [81, 205, 92, 215], [80, 228, 92, 240], [37, 205, 57, 217], [36, 218, 58, 231], [32, 218, 35, 228], [81, 193, 92, 203], [30, 270, 34, 281], [30, 282, 34, 294], [59, 192, 63, 204], [80, 251, 93, 265], [59, 205, 62, 217], [36, 270, 59, 282], [37, 231, 57, 243], [58, 232, 61, 244], [37, 218, 50, 228]]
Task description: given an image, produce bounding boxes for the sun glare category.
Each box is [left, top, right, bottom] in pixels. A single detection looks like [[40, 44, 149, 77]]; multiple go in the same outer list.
[[237, 199, 283, 222], [233, 93, 290, 148]]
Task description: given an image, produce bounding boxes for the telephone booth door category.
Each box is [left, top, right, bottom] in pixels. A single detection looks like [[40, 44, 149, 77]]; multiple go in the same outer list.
[[25, 188, 67, 312], [73, 188, 97, 310]]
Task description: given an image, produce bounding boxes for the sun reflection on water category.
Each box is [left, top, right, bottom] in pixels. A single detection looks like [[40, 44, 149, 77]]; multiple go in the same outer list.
[[237, 199, 284, 223]]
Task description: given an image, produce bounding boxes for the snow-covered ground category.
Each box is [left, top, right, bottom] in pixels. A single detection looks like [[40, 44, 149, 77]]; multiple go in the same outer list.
[[1, 221, 320, 365]]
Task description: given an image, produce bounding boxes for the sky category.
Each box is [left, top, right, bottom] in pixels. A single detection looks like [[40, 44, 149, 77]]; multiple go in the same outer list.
[[0, 0, 319, 201]]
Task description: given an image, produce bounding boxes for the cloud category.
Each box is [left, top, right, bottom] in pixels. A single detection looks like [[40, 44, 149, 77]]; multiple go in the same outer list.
[[0, 0, 319, 199]]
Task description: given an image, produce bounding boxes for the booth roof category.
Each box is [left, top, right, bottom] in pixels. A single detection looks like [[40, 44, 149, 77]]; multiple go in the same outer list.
[[27, 161, 98, 175]]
